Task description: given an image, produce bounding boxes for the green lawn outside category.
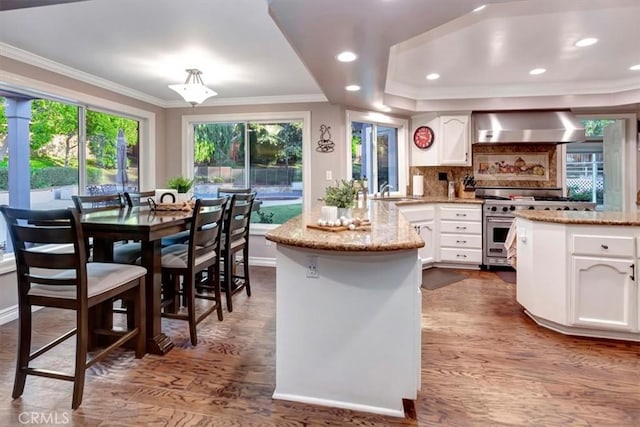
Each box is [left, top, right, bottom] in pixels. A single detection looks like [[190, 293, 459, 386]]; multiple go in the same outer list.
[[251, 203, 302, 224]]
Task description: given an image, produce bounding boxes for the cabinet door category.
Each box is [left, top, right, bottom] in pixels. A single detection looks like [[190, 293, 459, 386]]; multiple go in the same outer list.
[[415, 221, 435, 265], [438, 115, 470, 166], [571, 256, 636, 331]]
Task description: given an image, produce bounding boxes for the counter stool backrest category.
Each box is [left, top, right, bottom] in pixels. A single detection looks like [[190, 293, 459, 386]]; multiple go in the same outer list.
[[124, 190, 156, 207], [72, 194, 125, 213]]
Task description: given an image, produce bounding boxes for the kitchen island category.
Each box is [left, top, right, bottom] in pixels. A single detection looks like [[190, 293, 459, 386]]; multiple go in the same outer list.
[[265, 202, 424, 417], [514, 210, 640, 342]]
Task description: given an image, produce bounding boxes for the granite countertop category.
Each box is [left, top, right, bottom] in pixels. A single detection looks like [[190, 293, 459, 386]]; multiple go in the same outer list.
[[265, 202, 425, 252], [515, 210, 640, 226]]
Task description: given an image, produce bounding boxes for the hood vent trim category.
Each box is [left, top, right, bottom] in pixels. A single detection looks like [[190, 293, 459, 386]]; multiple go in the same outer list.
[[474, 111, 586, 144]]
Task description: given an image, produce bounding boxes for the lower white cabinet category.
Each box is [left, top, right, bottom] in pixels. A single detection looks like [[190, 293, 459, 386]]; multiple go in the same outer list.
[[414, 221, 435, 265], [571, 256, 636, 331], [399, 203, 482, 268], [438, 204, 482, 265], [516, 218, 640, 341]]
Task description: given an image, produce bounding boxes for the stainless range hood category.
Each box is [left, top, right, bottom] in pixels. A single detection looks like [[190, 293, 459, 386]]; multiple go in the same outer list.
[[474, 111, 586, 144]]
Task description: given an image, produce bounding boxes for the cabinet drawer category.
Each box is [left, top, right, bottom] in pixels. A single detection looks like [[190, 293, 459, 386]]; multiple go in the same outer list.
[[439, 206, 481, 221], [399, 205, 435, 222], [440, 234, 482, 249], [440, 221, 482, 235], [572, 234, 635, 257], [440, 248, 482, 263]]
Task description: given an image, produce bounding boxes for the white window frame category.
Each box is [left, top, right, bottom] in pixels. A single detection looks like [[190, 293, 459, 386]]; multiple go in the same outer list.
[[181, 111, 312, 233], [345, 110, 408, 196], [0, 71, 156, 273]]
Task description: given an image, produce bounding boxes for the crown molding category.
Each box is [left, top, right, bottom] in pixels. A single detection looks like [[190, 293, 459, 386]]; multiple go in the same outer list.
[[0, 42, 167, 107]]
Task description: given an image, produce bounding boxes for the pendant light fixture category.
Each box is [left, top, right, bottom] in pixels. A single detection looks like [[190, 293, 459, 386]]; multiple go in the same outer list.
[[168, 68, 217, 106]]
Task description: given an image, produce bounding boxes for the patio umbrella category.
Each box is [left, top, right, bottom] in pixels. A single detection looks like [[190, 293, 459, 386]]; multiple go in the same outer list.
[[115, 128, 128, 191]]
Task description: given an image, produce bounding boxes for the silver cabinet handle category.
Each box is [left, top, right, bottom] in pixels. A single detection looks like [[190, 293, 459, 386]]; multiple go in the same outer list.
[[456, 213, 467, 217], [456, 240, 467, 244], [456, 226, 467, 230], [601, 244, 609, 249], [456, 254, 467, 258], [631, 264, 635, 281]]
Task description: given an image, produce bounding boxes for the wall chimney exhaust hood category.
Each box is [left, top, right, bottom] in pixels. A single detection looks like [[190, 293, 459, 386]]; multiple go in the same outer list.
[[474, 111, 585, 144]]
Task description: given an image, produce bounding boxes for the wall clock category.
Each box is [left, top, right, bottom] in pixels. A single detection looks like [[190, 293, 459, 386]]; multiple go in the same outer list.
[[413, 126, 434, 149]]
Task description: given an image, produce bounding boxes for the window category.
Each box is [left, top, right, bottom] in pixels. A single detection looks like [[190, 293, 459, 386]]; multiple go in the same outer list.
[[185, 112, 310, 226], [565, 119, 612, 207], [347, 111, 407, 195], [0, 96, 142, 255]]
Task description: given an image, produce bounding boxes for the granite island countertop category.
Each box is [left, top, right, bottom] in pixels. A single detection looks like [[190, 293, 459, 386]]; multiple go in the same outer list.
[[515, 210, 640, 226], [380, 196, 484, 205], [265, 201, 425, 252]]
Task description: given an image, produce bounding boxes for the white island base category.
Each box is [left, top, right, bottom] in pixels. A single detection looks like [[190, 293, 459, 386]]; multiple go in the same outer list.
[[272, 245, 422, 417]]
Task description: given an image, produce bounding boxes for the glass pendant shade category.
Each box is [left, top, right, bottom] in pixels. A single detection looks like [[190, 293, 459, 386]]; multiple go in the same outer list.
[[168, 69, 217, 106]]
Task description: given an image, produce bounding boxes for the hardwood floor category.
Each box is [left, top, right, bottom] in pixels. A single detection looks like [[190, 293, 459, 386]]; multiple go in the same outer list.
[[0, 267, 638, 426]]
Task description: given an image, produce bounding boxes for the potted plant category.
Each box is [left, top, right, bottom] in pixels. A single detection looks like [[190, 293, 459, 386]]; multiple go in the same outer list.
[[167, 176, 194, 202], [321, 179, 357, 218]]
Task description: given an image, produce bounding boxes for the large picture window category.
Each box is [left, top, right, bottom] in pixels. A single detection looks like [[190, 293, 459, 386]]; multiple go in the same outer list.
[[185, 112, 310, 226], [0, 95, 141, 255]]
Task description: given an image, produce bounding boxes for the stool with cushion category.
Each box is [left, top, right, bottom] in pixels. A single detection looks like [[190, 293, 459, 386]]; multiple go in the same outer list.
[[221, 192, 256, 312], [159, 198, 227, 345], [0, 206, 146, 410]]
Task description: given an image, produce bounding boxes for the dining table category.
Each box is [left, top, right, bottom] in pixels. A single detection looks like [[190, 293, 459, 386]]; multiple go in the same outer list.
[[81, 206, 194, 355]]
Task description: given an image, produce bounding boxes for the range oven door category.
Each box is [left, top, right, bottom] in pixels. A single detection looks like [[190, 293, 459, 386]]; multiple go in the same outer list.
[[484, 216, 514, 265]]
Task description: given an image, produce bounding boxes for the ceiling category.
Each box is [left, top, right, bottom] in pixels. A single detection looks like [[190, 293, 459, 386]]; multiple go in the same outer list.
[[1, 0, 639, 113]]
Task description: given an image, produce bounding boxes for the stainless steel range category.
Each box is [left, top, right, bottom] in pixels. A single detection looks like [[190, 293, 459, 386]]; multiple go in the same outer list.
[[476, 187, 596, 268]]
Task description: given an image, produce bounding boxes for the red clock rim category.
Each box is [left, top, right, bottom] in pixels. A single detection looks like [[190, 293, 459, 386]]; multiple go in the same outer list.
[[413, 126, 434, 149]]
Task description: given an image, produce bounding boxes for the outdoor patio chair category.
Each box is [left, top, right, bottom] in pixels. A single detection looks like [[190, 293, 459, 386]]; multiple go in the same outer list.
[[0, 206, 146, 409]]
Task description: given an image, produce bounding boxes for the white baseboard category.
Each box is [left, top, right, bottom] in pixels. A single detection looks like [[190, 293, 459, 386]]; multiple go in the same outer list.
[[0, 305, 43, 326], [249, 257, 276, 268]]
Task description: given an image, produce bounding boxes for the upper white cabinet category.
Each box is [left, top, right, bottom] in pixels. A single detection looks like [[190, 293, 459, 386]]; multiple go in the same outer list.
[[410, 113, 471, 167]]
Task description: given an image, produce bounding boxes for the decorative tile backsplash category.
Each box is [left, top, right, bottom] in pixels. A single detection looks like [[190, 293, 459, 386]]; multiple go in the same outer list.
[[408, 144, 558, 197]]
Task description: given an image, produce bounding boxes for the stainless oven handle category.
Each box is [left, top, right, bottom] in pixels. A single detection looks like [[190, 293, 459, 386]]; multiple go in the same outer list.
[[487, 218, 514, 224]]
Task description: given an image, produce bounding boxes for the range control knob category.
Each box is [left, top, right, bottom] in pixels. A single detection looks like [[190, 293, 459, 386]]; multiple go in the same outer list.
[[490, 206, 497, 212], [528, 206, 535, 210], [563, 206, 570, 210], [509, 206, 516, 211], [556, 207, 562, 210], [584, 208, 591, 211], [544, 207, 550, 210], [502, 206, 509, 212]]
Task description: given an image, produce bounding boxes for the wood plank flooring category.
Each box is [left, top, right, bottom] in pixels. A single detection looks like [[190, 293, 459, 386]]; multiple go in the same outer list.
[[0, 267, 638, 426]]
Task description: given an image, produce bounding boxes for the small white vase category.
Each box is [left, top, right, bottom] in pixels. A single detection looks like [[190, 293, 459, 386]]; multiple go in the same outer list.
[[337, 207, 352, 219]]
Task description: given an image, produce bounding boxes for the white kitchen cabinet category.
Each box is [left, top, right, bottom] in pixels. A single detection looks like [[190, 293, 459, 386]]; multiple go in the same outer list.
[[413, 221, 436, 265], [516, 218, 640, 341], [438, 115, 471, 166], [571, 256, 636, 331], [410, 113, 471, 167], [438, 204, 482, 265], [398, 205, 437, 267]]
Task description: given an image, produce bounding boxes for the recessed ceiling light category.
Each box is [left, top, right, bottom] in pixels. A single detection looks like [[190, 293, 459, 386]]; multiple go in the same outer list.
[[472, 4, 486, 12], [575, 38, 598, 47], [529, 68, 546, 75], [630, 64, 640, 71], [336, 51, 357, 62], [345, 85, 361, 91], [426, 73, 440, 80]]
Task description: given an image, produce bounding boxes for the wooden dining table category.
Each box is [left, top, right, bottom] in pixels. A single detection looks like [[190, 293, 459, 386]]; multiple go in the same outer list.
[[81, 206, 194, 355]]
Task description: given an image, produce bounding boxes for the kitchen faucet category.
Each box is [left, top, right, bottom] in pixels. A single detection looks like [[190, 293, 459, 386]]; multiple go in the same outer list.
[[379, 182, 393, 198]]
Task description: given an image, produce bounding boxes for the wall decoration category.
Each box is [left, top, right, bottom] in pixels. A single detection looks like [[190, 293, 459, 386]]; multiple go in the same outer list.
[[316, 124, 335, 153], [413, 126, 434, 149], [474, 153, 549, 181]]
